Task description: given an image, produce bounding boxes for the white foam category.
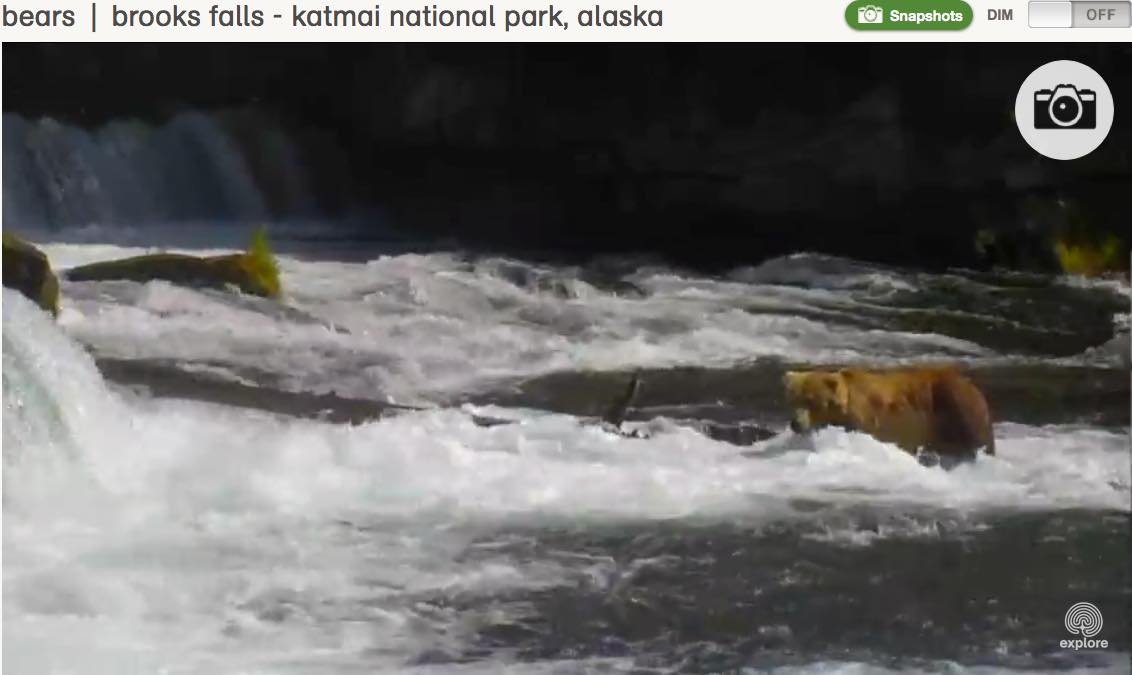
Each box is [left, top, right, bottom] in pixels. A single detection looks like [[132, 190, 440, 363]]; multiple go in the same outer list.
[[47, 245, 994, 401], [1057, 272, 1131, 297], [728, 252, 918, 296], [5, 289, 1129, 673]]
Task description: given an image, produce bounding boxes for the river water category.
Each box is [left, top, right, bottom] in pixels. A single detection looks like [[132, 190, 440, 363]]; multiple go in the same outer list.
[[4, 238, 1129, 674], [3, 111, 1130, 674]]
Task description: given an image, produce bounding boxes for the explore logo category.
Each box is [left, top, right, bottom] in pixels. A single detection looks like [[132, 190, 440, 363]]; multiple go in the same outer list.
[[1061, 602, 1108, 650]]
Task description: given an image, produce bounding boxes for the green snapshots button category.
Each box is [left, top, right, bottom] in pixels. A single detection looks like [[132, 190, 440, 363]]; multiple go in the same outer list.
[[846, 0, 974, 29]]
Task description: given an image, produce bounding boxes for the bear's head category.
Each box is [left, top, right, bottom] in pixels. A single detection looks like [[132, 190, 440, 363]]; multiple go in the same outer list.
[[783, 370, 851, 433]]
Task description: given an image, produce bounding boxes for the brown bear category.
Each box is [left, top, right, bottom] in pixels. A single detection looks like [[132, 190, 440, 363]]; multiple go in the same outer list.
[[783, 367, 995, 462]]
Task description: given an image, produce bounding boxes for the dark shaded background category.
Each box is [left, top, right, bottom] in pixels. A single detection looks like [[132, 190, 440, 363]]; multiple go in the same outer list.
[[4, 44, 1130, 271]]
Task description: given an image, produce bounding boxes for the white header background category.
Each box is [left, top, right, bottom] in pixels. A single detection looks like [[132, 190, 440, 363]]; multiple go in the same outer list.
[[0, 0, 1128, 41]]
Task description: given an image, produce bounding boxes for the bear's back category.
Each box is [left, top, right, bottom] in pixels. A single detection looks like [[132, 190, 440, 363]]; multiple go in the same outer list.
[[840, 367, 994, 458]]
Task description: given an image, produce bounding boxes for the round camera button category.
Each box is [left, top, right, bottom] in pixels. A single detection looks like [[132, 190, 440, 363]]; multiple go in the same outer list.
[[1015, 60, 1113, 160]]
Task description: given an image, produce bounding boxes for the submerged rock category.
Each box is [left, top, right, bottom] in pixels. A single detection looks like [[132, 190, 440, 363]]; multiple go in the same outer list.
[[2, 232, 59, 316], [65, 227, 282, 298]]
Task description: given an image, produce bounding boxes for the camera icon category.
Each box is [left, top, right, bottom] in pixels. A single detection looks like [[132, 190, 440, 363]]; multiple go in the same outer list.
[[1016, 61, 1112, 160], [1034, 84, 1097, 129], [857, 4, 885, 23]]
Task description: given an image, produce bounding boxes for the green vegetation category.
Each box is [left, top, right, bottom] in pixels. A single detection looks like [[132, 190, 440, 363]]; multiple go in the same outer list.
[[235, 226, 282, 298], [1050, 231, 1122, 275], [979, 196, 1129, 277]]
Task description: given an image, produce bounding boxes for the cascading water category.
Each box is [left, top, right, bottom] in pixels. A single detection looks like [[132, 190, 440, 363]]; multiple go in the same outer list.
[[2, 107, 1130, 673], [2, 111, 318, 233], [4, 245, 1130, 672]]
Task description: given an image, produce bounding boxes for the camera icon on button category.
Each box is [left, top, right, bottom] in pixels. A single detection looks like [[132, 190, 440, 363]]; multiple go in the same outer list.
[[857, 4, 885, 23], [1034, 85, 1096, 129], [1016, 61, 1113, 160]]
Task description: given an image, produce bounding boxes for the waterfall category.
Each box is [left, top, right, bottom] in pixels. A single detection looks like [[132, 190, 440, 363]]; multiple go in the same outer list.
[[2, 110, 321, 232]]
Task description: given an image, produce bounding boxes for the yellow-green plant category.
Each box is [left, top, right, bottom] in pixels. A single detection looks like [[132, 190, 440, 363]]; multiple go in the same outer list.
[[1054, 233, 1125, 277], [237, 226, 281, 298]]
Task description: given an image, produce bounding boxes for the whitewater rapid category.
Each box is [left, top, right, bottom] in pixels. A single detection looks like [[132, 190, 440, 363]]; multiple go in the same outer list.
[[4, 268, 1129, 673], [5, 101, 1131, 674], [37, 244, 1030, 406]]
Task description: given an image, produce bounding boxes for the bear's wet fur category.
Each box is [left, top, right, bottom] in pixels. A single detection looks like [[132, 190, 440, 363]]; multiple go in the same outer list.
[[784, 366, 995, 463]]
